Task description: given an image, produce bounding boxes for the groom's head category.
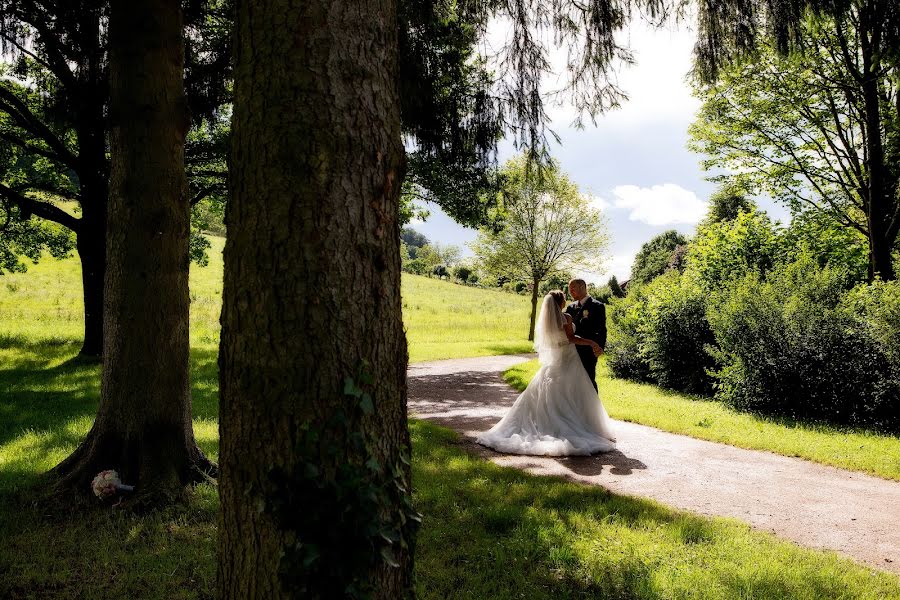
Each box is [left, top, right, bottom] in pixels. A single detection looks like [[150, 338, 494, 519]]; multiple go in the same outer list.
[[568, 279, 587, 301]]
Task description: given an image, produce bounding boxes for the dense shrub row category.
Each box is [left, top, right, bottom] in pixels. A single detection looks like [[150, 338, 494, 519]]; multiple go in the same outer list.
[[607, 209, 900, 433]]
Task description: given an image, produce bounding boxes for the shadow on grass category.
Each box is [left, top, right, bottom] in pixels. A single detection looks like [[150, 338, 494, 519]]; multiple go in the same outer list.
[[410, 420, 897, 599], [482, 343, 535, 356], [0, 342, 221, 496]]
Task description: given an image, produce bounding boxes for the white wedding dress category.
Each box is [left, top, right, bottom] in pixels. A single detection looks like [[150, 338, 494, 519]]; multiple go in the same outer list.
[[477, 295, 617, 456]]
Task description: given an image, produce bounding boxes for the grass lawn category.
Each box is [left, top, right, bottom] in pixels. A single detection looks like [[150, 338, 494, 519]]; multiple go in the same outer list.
[[412, 421, 900, 599], [2, 420, 898, 598], [505, 359, 900, 481], [1, 242, 899, 597], [0, 236, 534, 364]]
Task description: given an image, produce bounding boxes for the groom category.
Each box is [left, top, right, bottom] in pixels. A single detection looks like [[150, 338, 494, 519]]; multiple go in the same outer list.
[[565, 278, 606, 392]]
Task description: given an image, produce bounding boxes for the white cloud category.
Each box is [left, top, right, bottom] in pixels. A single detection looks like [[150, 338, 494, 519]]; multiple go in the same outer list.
[[611, 183, 707, 226], [574, 253, 634, 284], [586, 193, 611, 212]]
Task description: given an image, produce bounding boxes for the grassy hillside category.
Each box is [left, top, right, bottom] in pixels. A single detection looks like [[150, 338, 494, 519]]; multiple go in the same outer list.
[[0, 236, 533, 363]]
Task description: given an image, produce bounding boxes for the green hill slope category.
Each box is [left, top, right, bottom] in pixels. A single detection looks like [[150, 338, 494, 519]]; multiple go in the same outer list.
[[0, 236, 533, 363]]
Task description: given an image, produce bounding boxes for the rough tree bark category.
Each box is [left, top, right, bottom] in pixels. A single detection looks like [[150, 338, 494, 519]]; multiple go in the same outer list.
[[51, 0, 215, 501], [218, 0, 414, 598]]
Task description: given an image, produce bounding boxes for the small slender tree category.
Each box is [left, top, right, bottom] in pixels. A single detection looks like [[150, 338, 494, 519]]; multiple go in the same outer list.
[[608, 275, 625, 298], [471, 156, 609, 341]]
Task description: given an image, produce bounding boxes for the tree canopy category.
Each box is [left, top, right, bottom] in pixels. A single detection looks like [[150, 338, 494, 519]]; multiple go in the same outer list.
[[631, 230, 689, 285], [690, 9, 900, 280], [472, 156, 609, 340]]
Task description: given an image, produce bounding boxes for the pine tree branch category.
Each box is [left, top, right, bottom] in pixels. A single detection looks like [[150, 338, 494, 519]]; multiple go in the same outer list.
[[0, 85, 80, 171]]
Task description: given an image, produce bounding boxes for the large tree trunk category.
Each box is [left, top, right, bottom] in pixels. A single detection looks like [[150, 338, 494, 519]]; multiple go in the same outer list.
[[860, 3, 896, 281], [528, 277, 541, 341], [76, 211, 105, 358], [73, 8, 111, 359], [218, 0, 414, 597], [51, 0, 214, 502]]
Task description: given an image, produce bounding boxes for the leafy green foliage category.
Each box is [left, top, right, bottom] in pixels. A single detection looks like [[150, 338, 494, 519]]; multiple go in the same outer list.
[[637, 271, 716, 395], [684, 209, 782, 293], [606, 271, 714, 394], [690, 11, 900, 279], [630, 230, 687, 285], [781, 209, 869, 284], [0, 203, 73, 274], [707, 255, 900, 431], [605, 286, 652, 382]]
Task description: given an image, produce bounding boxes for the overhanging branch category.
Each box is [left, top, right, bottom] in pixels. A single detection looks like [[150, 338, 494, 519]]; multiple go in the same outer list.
[[0, 183, 80, 232]]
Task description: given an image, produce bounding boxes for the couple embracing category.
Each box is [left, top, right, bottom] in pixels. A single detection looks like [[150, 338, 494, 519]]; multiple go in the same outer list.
[[477, 279, 616, 456]]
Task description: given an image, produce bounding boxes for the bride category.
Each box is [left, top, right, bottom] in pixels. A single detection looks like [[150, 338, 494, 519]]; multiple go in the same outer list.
[[477, 290, 616, 456]]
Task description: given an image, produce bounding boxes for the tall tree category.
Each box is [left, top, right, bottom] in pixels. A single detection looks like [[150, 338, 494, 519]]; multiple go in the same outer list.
[[0, 0, 231, 356], [471, 156, 609, 341], [693, 0, 900, 280], [691, 11, 899, 280], [218, 0, 415, 597], [218, 0, 675, 594], [51, 0, 214, 501]]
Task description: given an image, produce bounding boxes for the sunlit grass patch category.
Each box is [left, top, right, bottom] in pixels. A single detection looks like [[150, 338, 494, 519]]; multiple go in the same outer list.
[[410, 420, 900, 599]]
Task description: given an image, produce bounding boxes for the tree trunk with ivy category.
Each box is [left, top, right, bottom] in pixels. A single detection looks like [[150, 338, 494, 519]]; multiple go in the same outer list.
[[217, 0, 415, 598], [51, 0, 215, 502]]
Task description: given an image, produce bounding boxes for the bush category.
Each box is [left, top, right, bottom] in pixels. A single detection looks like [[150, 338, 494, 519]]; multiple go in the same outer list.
[[846, 280, 900, 363], [453, 266, 472, 283], [468, 273, 479, 285], [606, 287, 652, 382], [402, 258, 429, 276], [638, 271, 716, 395], [707, 256, 899, 431], [514, 281, 527, 294]]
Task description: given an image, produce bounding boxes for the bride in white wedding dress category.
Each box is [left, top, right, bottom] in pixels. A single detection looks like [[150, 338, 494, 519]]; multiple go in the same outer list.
[[477, 290, 616, 456]]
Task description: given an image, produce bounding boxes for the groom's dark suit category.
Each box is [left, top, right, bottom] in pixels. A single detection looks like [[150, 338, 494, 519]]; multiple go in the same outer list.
[[565, 296, 607, 391]]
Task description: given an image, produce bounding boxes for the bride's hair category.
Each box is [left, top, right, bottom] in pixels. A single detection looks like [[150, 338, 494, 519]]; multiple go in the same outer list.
[[548, 290, 566, 309]]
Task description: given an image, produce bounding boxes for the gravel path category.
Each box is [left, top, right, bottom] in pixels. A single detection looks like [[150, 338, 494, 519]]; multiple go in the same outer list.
[[407, 355, 900, 575]]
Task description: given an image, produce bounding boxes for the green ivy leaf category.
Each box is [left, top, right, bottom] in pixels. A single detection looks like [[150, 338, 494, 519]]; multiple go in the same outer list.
[[359, 393, 375, 415], [380, 545, 400, 568]]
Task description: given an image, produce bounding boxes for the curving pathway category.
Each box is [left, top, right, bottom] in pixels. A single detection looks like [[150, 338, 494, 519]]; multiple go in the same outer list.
[[407, 355, 900, 575]]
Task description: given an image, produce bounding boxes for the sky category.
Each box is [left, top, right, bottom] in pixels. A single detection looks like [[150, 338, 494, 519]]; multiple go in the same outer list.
[[408, 18, 789, 283]]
